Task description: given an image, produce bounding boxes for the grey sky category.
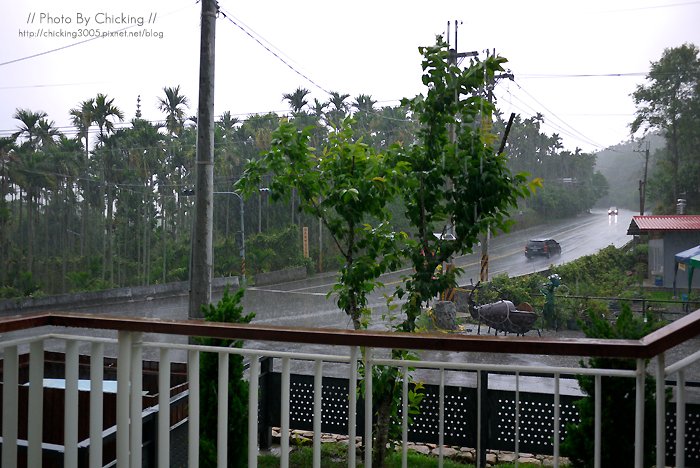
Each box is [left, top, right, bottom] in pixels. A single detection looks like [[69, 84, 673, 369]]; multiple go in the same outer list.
[[1, 0, 699, 153]]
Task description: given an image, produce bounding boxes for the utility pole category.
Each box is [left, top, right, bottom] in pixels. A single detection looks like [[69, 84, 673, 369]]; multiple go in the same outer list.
[[479, 49, 496, 285], [446, 20, 478, 286], [189, 0, 217, 319], [634, 141, 650, 215]]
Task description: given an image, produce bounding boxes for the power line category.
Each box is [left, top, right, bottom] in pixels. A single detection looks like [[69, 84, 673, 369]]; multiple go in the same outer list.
[[217, 7, 332, 96], [507, 79, 609, 149]]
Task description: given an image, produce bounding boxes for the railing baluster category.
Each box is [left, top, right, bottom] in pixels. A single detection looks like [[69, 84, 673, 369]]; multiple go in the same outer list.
[[656, 352, 666, 468], [117, 331, 133, 467], [2, 345, 19, 468], [281, 357, 291, 468], [594, 374, 601, 468], [188, 349, 200, 468], [402, 365, 408, 468], [635, 358, 646, 468], [217, 352, 229, 468], [515, 371, 520, 462], [90, 341, 104, 468], [130, 332, 143, 468], [439, 367, 445, 467], [676, 370, 686, 468], [28, 340, 44, 468], [348, 347, 358, 468], [553, 373, 560, 468], [158, 347, 171, 468], [476, 370, 482, 468], [313, 359, 323, 468], [248, 355, 260, 468], [65, 340, 79, 467], [364, 347, 373, 468]]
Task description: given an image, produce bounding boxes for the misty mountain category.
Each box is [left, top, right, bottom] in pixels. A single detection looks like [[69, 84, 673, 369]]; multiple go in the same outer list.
[[594, 134, 665, 212]]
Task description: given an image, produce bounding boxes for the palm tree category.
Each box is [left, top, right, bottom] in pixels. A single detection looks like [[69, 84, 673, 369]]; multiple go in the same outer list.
[[328, 91, 350, 113], [35, 118, 61, 148], [12, 108, 48, 149], [282, 87, 310, 115], [352, 94, 377, 114], [312, 99, 327, 120], [91, 93, 124, 284], [93, 93, 124, 145], [352, 94, 377, 141], [69, 98, 96, 157], [69, 98, 96, 257], [326, 91, 350, 127], [158, 85, 190, 136]]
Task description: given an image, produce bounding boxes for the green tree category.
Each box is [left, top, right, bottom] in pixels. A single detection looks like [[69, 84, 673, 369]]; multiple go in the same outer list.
[[632, 43, 700, 212], [236, 117, 403, 330], [393, 38, 536, 332]]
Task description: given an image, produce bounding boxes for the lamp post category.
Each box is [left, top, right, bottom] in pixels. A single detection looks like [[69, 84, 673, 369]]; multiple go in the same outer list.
[[214, 191, 245, 281], [258, 187, 270, 233]]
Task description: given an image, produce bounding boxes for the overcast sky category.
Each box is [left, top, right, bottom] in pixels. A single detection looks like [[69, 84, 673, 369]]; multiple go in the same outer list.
[[1, 0, 699, 153]]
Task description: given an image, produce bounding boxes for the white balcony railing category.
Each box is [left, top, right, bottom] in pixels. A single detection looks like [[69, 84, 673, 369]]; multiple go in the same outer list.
[[0, 309, 699, 468]]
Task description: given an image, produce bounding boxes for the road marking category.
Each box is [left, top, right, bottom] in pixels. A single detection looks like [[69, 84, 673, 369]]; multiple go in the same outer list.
[[248, 287, 327, 296]]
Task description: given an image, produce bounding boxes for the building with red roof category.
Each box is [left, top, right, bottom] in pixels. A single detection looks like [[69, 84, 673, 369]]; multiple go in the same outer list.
[[627, 215, 700, 290]]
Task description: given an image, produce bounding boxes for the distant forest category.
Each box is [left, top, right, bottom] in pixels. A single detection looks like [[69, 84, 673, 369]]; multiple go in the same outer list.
[[1, 43, 697, 298]]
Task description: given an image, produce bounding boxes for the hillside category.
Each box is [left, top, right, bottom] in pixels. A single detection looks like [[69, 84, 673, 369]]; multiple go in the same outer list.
[[594, 134, 665, 212]]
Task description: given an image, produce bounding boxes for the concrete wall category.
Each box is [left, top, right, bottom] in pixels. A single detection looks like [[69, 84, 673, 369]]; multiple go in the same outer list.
[[253, 266, 307, 287], [0, 276, 241, 315]]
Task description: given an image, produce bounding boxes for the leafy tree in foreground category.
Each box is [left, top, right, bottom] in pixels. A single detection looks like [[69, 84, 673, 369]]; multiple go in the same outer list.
[[368, 37, 537, 466], [393, 37, 536, 332], [236, 118, 403, 330], [198, 288, 255, 467], [561, 304, 665, 467]]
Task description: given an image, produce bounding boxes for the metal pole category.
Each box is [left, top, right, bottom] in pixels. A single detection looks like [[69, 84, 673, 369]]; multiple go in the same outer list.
[[239, 194, 246, 280], [214, 191, 245, 282]]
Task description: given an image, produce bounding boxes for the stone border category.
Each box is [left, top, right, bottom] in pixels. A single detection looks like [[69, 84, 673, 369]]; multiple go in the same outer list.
[[268, 428, 571, 466]]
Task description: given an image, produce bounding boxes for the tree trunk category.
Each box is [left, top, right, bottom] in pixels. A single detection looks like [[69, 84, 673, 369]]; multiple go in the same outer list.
[[372, 380, 397, 467]]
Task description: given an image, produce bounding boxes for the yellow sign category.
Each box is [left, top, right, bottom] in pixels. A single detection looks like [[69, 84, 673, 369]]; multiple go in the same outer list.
[[303, 226, 309, 258]]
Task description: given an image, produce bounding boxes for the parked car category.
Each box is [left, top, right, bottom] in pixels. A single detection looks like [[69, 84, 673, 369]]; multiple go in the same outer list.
[[608, 206, 618, 215], [525, 238, 561, 259]]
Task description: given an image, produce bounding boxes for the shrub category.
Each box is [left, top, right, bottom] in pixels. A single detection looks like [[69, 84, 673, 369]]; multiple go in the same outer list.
[[198, 288, 255, 467], [561, 304, 666, 467]]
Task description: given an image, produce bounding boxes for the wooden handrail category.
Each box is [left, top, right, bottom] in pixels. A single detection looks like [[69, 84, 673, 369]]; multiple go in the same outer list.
[[0, 309, 698, 360]]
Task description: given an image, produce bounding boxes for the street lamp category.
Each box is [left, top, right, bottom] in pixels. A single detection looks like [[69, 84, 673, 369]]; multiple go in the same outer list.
[[214, 191, 245, 281], [258, 187, 270, 233]]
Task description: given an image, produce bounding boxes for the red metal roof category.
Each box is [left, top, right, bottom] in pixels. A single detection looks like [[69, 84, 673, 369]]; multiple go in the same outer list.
[[628, 215, 700, 235]]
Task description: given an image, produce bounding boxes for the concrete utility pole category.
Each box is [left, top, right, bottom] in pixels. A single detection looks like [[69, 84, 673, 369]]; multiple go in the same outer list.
[[446, 20, 477, 282], [189, 0, 217, 319], [635, 141, 650, 215]]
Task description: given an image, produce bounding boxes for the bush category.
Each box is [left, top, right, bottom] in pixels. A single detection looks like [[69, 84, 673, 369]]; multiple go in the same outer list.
[[561, 304, 665, 467], [198, 288, 255, 467]]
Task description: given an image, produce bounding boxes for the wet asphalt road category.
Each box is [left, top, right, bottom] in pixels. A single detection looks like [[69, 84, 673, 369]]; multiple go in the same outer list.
[[4, 208, 698, 393]]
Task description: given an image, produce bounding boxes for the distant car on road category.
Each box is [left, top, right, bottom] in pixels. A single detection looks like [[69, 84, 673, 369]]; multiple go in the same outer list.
[[525, 238, 561, 259], [608, 206, 618, 215]]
